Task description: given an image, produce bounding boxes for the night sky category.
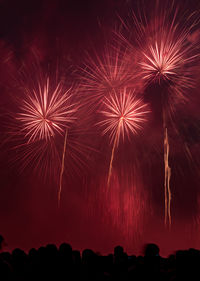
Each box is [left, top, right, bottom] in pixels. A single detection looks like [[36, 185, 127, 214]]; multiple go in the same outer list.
[[1, 0, 200, 257]]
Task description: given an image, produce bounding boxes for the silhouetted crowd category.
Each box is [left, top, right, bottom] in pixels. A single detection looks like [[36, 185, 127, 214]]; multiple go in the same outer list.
[[1, 234, 200, 280]]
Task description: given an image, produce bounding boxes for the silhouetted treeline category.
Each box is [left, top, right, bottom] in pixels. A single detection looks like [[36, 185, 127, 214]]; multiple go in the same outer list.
[[1, 240, 200, 280]]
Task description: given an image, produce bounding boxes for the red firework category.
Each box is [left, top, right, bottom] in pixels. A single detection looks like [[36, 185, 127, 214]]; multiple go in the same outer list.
[[128, 6, 198, 100], [99, 88, 149, 146], [79, 43, 142, 107], [17, 78, 76, 143], [99, 88, 149, 185], [9, 73, 91, 183], [117, 3, 200, 226]]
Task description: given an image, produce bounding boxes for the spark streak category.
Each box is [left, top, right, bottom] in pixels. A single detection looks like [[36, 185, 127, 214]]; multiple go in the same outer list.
[[107, 119, 122, 186], [119, 4, 200, 227], [58, 128, 68, 207], [163, 109, 171, 227], [99, 89, 149, 186], [14, 76, 79, 186], [79, 43, 142, 109]]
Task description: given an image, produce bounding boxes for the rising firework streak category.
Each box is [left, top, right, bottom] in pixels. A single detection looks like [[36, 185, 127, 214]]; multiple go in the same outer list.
[[99, 88, 149, 186]]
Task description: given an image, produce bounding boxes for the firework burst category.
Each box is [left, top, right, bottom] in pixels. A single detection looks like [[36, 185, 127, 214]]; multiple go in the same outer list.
[[99, 88, 149, 186], [146, 10, 198, 103], [117, 3, 199, 102], [140, 32, 197, 89], [12, 76, 83, 205], [17, 78, 76, 143], [118, 3, 200, 227], [79, 43, 142, 108]]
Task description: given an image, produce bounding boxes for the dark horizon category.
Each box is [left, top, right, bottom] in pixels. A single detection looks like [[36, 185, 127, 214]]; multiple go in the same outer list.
[[1, 0, 200, 257]]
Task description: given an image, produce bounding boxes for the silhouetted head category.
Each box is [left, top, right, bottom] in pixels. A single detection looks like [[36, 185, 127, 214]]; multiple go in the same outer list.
[[82, 249, 96, 265], [28, 248, 38, 262], [144, 243, 160, 257], [0, 235, 4, 251], [59, 243, 72, 255], [59, 243, 73, 263], [114, 245, 124, 257], [45, 244, 58, 260], [12, 248, 27, 265]]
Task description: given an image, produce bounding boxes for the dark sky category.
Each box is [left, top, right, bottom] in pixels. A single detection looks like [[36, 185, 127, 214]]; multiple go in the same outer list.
[[1, 0, 200, 257]]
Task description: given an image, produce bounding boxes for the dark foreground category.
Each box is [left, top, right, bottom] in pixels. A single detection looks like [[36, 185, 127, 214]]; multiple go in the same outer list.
[[0, 239, 199, 280]]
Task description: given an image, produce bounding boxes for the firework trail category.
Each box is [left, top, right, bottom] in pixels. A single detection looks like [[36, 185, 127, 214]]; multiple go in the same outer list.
[[58, 128, 68, 207], [163, 110, 171, 226], [15, 76, 78, 200], [118, 3, 200, 227], [107, 121, 121, 186], [99, 88, 149, 187]]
